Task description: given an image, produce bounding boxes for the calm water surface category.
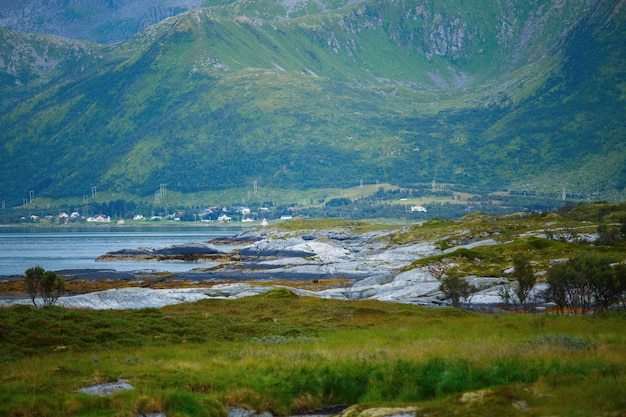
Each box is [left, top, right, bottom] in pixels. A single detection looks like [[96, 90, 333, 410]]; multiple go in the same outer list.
[[0, 226, 242, 276]]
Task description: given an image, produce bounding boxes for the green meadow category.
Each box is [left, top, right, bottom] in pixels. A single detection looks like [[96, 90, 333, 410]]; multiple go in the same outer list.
[[1, 288, 625, 417]]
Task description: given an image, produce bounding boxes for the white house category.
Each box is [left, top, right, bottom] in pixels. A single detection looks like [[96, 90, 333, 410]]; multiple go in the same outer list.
[[410, 205, 427, 213], [87, 214, 111, 223]]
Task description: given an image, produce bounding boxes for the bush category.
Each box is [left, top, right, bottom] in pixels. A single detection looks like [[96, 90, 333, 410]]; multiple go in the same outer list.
[[595, 217, 626, 246], [596, 224, 622, 246]]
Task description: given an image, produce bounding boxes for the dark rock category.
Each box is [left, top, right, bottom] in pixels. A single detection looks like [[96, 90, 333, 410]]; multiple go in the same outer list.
[[153, 243, 224, 256], [238, 247, 316, 258], [96, 243, 226, 262]]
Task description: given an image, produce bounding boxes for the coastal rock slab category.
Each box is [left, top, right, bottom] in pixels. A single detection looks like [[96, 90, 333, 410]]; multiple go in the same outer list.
[[55, 287, 215, 309], [338, 405, 420, 417], [229, 407, 272, 417], [97, 242, 226, 262], [238, 237, 316, 258], [77, 379, 133, 396]]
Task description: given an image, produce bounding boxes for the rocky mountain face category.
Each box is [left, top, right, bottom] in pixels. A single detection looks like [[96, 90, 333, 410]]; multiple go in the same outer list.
[[0, 0, 204, 44], [0, 0, 624, 206]]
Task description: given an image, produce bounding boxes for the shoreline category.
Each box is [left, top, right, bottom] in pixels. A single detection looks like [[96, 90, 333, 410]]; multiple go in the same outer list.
[[0, 222, 250, 229], [0, 268, 358, 297]]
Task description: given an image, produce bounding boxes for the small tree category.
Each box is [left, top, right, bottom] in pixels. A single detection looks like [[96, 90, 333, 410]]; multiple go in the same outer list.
[[24, 266, 45, 307], [512, 255, 537, 309], [23, 266, 64, 307], [497, 286, 512, 305], [439, 275, 474, 308], [545, 263, 571, 314], [40, 271, 64, 307]]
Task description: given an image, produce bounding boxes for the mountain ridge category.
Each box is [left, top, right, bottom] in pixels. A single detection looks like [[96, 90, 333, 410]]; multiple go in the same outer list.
[[0, 0, 624, 208], [0, 0, 205, 44]]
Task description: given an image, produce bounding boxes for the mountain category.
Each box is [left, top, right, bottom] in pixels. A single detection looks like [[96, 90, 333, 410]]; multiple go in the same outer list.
[[0, 0, 624, 208], [0, 0, 204, 44]]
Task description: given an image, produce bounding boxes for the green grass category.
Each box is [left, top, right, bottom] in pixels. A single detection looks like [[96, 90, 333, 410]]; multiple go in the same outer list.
[[266, 217, 399, 234], [1, 292, 625, 416]]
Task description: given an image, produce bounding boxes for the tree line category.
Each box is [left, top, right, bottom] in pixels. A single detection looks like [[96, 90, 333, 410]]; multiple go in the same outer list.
[[544, 256, 626, 314], [436, 254, 626, 313]]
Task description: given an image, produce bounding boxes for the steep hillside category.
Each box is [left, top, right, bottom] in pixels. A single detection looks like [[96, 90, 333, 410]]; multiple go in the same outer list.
[[0, 0, 624, 207], [483, 0, 626, 194], [0, 0, 204, 44]]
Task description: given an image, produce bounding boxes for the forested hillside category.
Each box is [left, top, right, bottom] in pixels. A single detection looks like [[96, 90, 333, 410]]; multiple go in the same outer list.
[[0, 0, 624, 207]]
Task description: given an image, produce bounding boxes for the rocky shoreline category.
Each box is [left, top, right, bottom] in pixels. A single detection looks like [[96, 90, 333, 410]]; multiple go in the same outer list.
[[0, 226, 549, 310]]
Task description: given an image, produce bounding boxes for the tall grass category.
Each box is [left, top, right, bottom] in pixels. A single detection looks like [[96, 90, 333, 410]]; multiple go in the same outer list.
[[0, 295, 624, 416]]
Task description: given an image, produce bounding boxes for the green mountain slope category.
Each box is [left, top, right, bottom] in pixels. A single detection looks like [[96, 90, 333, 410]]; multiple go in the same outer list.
[[0, 0, 624, 206]]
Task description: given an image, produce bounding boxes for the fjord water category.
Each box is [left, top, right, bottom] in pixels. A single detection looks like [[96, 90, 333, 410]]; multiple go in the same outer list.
[[0, 226, 241, 276]]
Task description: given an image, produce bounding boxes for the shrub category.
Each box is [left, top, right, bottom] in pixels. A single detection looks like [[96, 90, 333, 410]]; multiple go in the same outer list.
[[596, 224, 622, 246]]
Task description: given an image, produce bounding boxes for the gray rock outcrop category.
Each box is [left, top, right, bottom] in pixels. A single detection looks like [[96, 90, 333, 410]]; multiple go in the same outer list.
[[96, 242, 226, 262], [1, 226, 555, 310]]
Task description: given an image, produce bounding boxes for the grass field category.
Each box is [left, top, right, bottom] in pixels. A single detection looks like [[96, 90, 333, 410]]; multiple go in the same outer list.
[[1, 289, 625, 417]]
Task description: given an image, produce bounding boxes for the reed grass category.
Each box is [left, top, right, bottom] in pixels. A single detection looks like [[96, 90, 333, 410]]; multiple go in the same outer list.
[[0, 293, 624, 416]]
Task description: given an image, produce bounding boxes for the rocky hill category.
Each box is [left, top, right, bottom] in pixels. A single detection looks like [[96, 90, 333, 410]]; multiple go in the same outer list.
[[0, 0, 624, 207], [0, 0, 204, 44]]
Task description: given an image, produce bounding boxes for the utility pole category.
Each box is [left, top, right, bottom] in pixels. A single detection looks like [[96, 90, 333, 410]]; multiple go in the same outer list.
[[253, 180, 258, 194], [91, 186, 97, 198], [29, 190, 34, 204]]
